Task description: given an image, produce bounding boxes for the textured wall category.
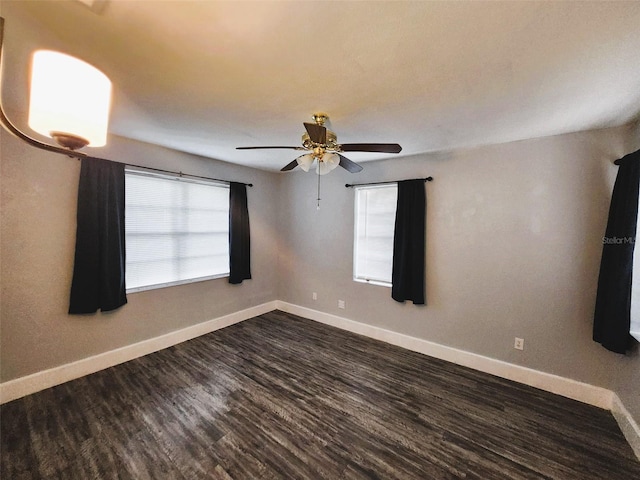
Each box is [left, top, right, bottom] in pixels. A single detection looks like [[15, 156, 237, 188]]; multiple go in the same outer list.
[[2, 123, 638, 423], [0, 131, 280, 381], [277, 125, 640, 419]]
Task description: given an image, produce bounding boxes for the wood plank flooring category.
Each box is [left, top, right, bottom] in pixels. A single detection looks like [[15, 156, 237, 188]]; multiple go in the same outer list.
[[2, 310, 639, 479]]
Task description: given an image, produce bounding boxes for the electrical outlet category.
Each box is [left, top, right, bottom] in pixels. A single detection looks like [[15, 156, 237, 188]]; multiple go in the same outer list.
[[338, 300, 345, 309], [312, 292, 317, 301], [514, 337, 524, 350]]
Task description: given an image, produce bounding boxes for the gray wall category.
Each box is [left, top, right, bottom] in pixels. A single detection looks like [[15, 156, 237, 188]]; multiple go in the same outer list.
[[0, 130, 280, 382], [278, 124, 640, 420], [1, 121, 638, 423]]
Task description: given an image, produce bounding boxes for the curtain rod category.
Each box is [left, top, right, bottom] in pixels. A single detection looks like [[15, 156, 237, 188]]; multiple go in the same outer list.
[[345, 177, 433, 188], [121, 163, 253, 187]]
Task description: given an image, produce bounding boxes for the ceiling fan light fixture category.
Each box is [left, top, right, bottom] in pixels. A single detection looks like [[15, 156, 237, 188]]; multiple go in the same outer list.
[[296, 153, 315, 172], [317, 153, 340, 175], [28, 50, 112, 148]]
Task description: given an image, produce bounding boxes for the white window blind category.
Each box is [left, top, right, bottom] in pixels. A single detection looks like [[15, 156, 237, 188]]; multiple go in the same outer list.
[[125, 169, 229, 292], [353, 184, 398, 286]]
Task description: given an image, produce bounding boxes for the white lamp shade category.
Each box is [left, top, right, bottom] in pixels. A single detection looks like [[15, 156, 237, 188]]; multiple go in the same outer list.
[[317, 153, 340, 175], [296, 153, 315, 172], [28, 50, 112, 147]]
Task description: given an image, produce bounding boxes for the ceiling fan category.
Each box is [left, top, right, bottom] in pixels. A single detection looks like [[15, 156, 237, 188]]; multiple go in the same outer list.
[[237, 113, 402, 174]]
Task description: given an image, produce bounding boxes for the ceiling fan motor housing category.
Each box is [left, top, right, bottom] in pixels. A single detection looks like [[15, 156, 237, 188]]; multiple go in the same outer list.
[[302, 129, 338, 150]]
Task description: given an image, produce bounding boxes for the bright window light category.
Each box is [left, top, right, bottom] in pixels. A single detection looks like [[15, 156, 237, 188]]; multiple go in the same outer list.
[[125, 169, 230, 292], [630, 194, 640, 341], [353, 184, 398, 286]]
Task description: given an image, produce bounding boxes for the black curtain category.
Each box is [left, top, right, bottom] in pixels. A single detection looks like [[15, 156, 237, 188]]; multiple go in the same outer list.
[[229, 182, 251, 284], [392, 179, 426, 304], [593, 149, 640, 354], [69, 158, 127, 314]]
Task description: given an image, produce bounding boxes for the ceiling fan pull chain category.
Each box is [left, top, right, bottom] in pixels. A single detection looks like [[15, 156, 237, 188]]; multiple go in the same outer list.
[[317, 162, 321, 210]]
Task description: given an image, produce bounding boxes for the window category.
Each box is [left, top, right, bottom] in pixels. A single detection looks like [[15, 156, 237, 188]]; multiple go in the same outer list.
[[125, 168, 229, 292], [631, 194, 640, 341], [353, 184, 397, 286]]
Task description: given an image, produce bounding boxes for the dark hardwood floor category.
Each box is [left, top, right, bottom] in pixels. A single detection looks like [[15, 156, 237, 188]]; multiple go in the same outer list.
[[2, 310, 639, 479]]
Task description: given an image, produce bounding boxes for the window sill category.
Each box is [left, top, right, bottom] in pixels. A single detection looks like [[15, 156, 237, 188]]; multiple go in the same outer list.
[[354, 277, 391, 288], [127, 273, 229, 294], [631, 329, 640, 342]]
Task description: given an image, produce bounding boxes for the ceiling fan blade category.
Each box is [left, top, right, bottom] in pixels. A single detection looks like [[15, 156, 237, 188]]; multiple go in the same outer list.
[[338, 154, 363, 173], [236, 146, 303, 150], [280, 159, 299, 171], [303, 122, 327, 144], [340, 143, 402, 154]]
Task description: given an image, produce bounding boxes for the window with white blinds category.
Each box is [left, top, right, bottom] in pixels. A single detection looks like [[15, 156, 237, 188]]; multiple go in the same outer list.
[[125, 169, 229, 292], [353, 184, 398, 286]]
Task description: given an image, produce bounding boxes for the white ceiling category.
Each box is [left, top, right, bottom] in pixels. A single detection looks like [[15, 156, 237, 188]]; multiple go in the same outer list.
[[2, 0, 640, 171]]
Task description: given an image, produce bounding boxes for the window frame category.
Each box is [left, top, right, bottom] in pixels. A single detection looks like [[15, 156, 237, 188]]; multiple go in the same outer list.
[[353, 183, 397, 288], [124, 167, 230, 294]]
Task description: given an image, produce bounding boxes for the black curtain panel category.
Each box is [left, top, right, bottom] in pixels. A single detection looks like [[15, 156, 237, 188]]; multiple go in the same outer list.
[[229, 182, 252, 284], [593, 149, 640, 354], [392, 179, 426, 304], [69, 158, 127, 314]]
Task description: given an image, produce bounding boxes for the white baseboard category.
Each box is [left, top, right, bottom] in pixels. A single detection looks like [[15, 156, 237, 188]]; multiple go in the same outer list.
[[0, 301, 277, 405], [276, 302, 614, 409], [612, 393, 640, 460], [2, 300, 638, 461], [277, 302, 640, 459]]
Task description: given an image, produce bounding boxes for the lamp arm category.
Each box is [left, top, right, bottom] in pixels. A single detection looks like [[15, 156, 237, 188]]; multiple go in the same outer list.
[[0, 17, 86, 159]]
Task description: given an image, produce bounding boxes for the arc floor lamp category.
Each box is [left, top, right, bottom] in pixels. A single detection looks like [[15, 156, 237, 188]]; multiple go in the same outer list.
[[0, 17, 112, 157]]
